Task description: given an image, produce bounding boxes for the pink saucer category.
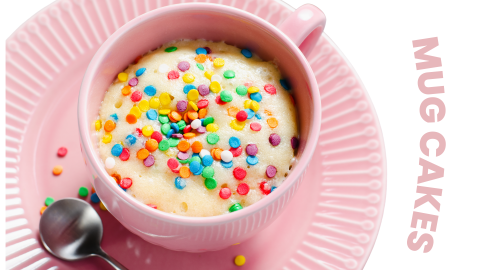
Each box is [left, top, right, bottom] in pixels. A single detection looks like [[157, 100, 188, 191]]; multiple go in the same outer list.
[[5, 0, 386, 269]]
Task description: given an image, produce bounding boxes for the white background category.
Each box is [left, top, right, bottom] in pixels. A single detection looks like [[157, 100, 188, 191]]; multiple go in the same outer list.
[[2, 0, 480, 269]]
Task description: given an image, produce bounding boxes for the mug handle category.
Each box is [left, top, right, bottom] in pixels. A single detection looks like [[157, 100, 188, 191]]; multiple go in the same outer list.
[[278, 4, 327, 57]]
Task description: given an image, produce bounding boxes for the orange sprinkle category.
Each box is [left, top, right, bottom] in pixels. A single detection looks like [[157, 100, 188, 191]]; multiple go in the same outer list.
[[183, 132, 196, 139], [91, 187, 96, 193], [137, 148, 150, 160], [211, 148, 222, 160], [228, 107, 240, 117], [195, 54, 207, 63], [210, 148, 216, 157], [267, 117, 278, 128], [179, 166, 191, 178], [53, 165, 63, 176], [122, 85, 131, 96], [126, 114, 137, 124], [187, 110, 198, 120], [134, 55, 142, 64], [171, 111, 182, 122], [183, 112, 190, 124], [207, 55, 213, 61], [264, 109, 273, 116], [177, 140, 190, 152], [145, 139, 159, 152], [104, 120, 116, 132], [40, 206, 47, 215], [111, 173, 121, 184], [198, 108, 207, 119], [191, 141, 203, 153]]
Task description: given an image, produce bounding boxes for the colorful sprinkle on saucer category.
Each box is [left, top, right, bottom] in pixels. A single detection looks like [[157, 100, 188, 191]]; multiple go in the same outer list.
[[234, 255, 246, 266], [45, 196, 55, 206], [91, 193, 100, 203], [57, 147, 68, 157], [52, 165, 63, 176], [79, 186, 89, 197]]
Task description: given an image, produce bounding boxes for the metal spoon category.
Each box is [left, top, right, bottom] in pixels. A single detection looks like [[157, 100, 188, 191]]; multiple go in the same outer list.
[[39, 198, 128, 270]]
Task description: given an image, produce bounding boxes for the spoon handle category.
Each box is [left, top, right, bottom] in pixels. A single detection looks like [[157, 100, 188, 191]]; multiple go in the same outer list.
[[95, 249, 128, 270]]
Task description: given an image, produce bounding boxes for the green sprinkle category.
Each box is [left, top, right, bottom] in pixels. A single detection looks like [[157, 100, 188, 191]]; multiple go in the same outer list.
[[196, 63, 204, 70], [203, 116, 214, 126], [206, 133, 220, 145], [159, 140, 170, 151], [178, 157, 191, 164], [204, 178, 217, 190], [161, 123, 171, 135], [236, 85, 248, 96], [159, 115, 170, 124], [220, 90, 233, 102], [223, 70, 235, 79], [78, 187, 89, 197], [190, 156, 201, 164], [168, 138, 180, 147], [177, 120, 186, 130], [202, 167, 214, 178], [165, 46, 177, 52], [45, 197, 55, 206], [229, 203, 243, 212]]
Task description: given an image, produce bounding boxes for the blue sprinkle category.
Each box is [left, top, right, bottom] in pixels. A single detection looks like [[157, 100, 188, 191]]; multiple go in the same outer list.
[[183, 84, 196, 94], [90, 193, 100, 203], [245, 109, 255, 119], [280, 79, 291, 90], [125, 134, 137, 146], [250, 92, 262, 102], [200, 118, 205, 126], [111, 144, 123, 156], [118, 185, 127, 192], [189, 161, 201, 174], [241, 48, 252, 58], [196, 47, 207, 55], [192, 153, 200, 158], [229, 136, 241, 148], [109, 113, 118, 122], [166, 129, 174, 138], [146, 109, 158, 120], [175, 177, 186, 190], [271, 186, 277, 192], [192, 166, 203, 175], [171, 123, 179, 133], [136, 67, 146, 77], [221, 160, 233, 168], [144, 85, 157, 96], [202, 155, 213, 166], [246, 155, 259, 165], [255, 114, 261, 119]]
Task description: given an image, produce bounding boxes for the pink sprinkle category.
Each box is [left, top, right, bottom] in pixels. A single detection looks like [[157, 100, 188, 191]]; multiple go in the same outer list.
[[171, 134, 183, 139], [128, 77, 138, 86], [176, 100, 188, 112], [197, 126, 206, 134], [266, 165, 277, 178], [203, 47, 212, 54], [291, 137, 299, 149], [198, 85, 210, 96], [250, 122, 262, 131], [143, 155, 155, 167], [177, 151, 190, 160], [269, 133, 281, 146], [245, 144, 258, 156], [177, 61, 190, 72]]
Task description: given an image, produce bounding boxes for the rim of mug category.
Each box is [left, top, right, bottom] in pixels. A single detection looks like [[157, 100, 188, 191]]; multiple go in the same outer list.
[[78, 2, 321, 226]]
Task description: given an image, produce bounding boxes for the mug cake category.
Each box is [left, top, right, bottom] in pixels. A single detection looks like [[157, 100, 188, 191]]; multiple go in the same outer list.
[[94, 40, 299, 217]]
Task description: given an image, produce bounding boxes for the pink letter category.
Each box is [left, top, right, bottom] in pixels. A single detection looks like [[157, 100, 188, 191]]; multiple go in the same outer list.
[[420, 132, 446, 157], [418, 158, 444, 183], [414, 186, 442, 211], [418, 71, 444, 94], [420, 98, 446, 123], [407, 231, 434, 253], [411, 211, 439, 232], [412, 37, 442, 70]]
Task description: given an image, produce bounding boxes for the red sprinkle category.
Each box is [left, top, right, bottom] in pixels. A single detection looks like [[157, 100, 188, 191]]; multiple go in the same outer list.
[[146, 204, 157, 209], [237, 183, 250, 195], [219, 188, 231, 199], [183, 125, 192, 133], [136, 128, 143, 137], [250, 122, 262, 131], [167, 158, 180, 170], [57, 147, 68, 157], [236, 110, 248, 122], [264, 84, 277, 95], [215, 95, 227, 105], [151, 131, 163, 143], [230, 146, 242, 157], [134, 55, 142, 64], [120, 178, 132, 189], [259, 181, 271, 195], [233, 167, 247, 180], [119, 148, 130, 161], [197, 99, 209, 109], [168, 70, 179, 79], [131, 90, 142, 102]]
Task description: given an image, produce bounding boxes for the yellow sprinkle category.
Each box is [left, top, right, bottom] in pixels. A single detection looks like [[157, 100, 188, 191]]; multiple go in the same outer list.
[[234, 255, 246, 266], [188, 101, 198, 111], [250, 100, 260, 112], [206, 123, 219, 132], [213, 58, 225, 68], [232, 243, 240, 245], [187, 90, 199, 101], [102, 133, 112, 143], [160, 92, 171, 106], [166, 148, 175, 157], [244, 100, 252, 109], [204, 70, 214, 80], [95, 120, 102, 131], [149, 97, 160, 109], [210, 81, 221, 93], [159, 109, 171, 115], [183, 73, 195, 83], [130, 106, 141, 118], [99, 201, 107, 211], [142, 125, 154, 137], [118, 72, 128, 82], [138, 100, 150, 112], [230, 119, 245, 131], [119, 141, 124, 147], [247, 86, 259, 93]]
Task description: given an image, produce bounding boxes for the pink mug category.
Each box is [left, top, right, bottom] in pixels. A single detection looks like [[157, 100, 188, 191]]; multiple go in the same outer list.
[[78, 2, 324, 252]]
